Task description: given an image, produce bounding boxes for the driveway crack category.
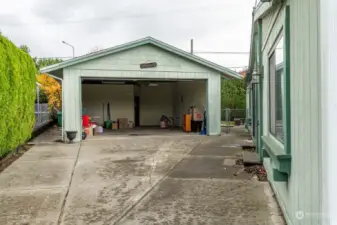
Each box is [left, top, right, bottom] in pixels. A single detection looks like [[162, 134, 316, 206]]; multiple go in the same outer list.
[[112, 142, 202, 225], [57, 143, 82, 225]]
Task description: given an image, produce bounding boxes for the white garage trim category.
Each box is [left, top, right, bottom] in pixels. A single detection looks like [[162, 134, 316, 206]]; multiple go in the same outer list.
[[63, 69, 219, 141]]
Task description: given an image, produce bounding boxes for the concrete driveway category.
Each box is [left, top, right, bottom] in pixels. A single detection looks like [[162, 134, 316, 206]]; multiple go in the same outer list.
[[0, 128, 284, 225]]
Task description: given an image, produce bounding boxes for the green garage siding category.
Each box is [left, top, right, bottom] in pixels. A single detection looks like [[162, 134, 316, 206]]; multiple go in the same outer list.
[[41, 38, 241, 142]]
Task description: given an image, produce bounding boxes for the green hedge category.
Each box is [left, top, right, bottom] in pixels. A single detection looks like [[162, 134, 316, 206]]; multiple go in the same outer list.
[[0, 34, 36, 157]]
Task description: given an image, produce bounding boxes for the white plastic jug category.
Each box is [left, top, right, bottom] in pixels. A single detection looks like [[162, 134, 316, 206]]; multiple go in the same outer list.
[[98, 126, 103, 133], [160, 121, 166, 128]]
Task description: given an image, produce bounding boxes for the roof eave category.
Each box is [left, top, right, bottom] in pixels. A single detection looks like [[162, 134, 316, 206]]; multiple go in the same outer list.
[[248, 11, 257, 75], [40, 37, 242, 79], [253, 0, 281, 21], [146, 38, 242, 79], [40, 37, 151, 73]]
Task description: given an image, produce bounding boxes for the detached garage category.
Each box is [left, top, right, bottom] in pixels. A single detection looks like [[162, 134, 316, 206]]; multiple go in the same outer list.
[[41, 37, 242, 142]]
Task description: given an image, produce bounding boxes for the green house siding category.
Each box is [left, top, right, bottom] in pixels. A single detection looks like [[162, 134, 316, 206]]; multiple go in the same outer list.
[[289, 0, 321, 224], [248, 0, 322, 224]]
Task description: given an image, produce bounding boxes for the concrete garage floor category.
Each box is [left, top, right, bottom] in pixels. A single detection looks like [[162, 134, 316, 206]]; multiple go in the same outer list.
[[0, 127, 285, 225]]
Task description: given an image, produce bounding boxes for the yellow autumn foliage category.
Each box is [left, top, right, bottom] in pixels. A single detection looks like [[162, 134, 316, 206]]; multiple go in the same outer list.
[[36, 74, 62, 110]]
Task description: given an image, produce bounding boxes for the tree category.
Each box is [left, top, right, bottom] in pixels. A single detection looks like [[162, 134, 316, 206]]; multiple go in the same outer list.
[[221, 78, 246, 109], [36, 87, 48, 104], [221, 78, 246, 121], [89, 46, 103, 53], [16, 45, 63, 109], [36, 74, 62, 111], [0, 34, 37, 156], [35, 58, 63, 70], [34, 59, 63, 112], [17, 44, 63, 71], [19, 45, 30, 54]]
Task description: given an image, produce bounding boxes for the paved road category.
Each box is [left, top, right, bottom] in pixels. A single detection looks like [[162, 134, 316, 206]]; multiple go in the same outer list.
[[0, 128, 284, 225]]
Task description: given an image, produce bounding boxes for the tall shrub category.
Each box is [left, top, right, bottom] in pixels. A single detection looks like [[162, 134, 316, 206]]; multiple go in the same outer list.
[[0, 34, 36, 156], [221, 78, 246, 109]]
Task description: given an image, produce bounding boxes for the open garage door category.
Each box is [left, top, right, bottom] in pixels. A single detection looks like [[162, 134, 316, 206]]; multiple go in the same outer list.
[[81, 78, 206, 135]]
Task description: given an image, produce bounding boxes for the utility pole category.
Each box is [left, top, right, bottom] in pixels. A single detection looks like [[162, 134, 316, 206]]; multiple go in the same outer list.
[[190, 39, 194, 54]]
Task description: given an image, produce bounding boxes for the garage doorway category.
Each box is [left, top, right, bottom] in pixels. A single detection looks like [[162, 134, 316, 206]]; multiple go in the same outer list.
[[81, 78, 207, 136]]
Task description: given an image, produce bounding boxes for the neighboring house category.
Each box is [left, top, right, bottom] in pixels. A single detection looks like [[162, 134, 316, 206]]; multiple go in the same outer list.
[[239, 69, 247, 78], [246, 0, 336, 225], [40, 37, 242, 142]]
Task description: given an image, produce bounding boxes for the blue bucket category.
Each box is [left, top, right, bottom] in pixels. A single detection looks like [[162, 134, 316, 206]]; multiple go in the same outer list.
[[200, 128, 207, 135]]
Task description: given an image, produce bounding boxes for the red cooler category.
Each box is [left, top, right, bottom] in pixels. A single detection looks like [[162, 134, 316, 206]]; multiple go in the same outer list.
[[82, 115, 90, 127]]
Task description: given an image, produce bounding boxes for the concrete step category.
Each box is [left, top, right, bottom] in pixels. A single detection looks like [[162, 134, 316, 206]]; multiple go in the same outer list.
[[243, 151, 262, 165], [241, 139, 256, 150]]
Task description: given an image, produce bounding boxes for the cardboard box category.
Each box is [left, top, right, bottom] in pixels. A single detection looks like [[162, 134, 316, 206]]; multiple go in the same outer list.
[[112, 122, 118, 130], [192, 108, 203, 121], [118, 118, 128, 129]]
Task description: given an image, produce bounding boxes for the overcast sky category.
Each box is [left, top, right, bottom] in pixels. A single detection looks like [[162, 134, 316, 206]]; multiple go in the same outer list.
[[0, 0, 256, 71]]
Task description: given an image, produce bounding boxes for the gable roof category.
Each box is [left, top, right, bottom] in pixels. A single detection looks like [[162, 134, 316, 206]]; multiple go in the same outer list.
[[40, 37, 242, 79]]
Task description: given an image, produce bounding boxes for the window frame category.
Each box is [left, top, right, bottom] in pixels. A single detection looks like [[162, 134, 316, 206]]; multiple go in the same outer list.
[[266, 5, 291, 155], [261, 5, 291, 181], [268, 32, 285, 144]]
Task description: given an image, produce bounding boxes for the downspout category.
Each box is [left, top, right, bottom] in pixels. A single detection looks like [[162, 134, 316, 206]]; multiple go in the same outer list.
[[257, 19, 263, 160], [246, 8, 256, 131], [45, 73, 64, 141]]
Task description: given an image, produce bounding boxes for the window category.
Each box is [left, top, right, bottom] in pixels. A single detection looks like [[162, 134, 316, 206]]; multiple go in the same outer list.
[[269, 36, 284, 143]]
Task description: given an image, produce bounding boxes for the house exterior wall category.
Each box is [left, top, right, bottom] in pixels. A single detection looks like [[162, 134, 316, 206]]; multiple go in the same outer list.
[[62, 44, 221, 140], [320, 1, 337, 223], [262, 11, 274, 45], [249, 0, 322, 224], [287, 1, 321, 224]]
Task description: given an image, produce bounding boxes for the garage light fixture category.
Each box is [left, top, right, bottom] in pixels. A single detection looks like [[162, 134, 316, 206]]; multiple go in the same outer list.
[[148, 83, 158, 87], [102, 81, 125, 84]]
